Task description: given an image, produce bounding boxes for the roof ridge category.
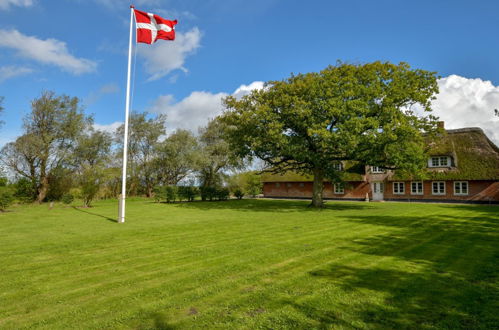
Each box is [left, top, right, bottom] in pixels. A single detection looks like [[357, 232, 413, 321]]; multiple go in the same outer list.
[[445, 127, 484, 134]]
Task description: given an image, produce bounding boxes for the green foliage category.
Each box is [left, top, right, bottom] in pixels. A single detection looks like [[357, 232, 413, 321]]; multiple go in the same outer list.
[[200, 186, 217, 201], [0, 177, 7, 187], [164, 186, 178, 203], [0, 189, 14, 211], [222, 61, 440, 207], [14, 178, 36, 203], [61, 193, 74, 205], [228, 171, 262, 198], [154, 130, 199, 186], [178, 186, 199, 202], [233, 188, 244, 200], [215, 187, 230, 201]]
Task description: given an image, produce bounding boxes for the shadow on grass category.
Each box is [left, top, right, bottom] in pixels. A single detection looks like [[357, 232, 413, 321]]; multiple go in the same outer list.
[[71, 206, 117, 223], [301, 213, 499, 329], [173, 199, 375, 213]]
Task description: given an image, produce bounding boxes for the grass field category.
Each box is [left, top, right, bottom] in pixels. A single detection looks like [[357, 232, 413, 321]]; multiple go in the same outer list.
[[0, 199, 498, 329]]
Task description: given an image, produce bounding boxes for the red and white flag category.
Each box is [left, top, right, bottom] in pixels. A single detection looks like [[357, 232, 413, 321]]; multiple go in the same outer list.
[[134, 9, 177, 44]]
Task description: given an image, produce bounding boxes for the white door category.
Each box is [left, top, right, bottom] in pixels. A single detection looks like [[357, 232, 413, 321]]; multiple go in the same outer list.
[[372, 182, 384, 201]]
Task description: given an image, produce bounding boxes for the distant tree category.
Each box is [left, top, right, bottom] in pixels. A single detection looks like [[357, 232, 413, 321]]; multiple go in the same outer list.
[[73, 130, 112, 207], [197, 118, 244, 191], [0, 91, 91, 203], [0, 190, 13, 212], [116, 112, 166, 197], [222, 61, 439, 207], [494, 109, 499, 117], [154, 129, 199, 185]]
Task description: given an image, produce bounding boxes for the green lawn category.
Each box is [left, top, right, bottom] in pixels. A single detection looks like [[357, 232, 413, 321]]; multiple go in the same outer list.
[[0, 199, 498, 329]]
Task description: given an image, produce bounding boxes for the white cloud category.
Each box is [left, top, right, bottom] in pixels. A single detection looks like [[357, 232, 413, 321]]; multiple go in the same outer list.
[[138, 27, 201, 81], [93, 121, 122, 134], [432, 75, 499, 146], [0, 29, 97, 74], [0, 0, 33, 10], [148, 81, 264, 132], [233, 81, 265, 99], [0, 65, 33, 82]]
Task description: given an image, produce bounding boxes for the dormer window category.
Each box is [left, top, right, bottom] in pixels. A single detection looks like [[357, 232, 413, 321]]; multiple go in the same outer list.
[[429, 156, 451, 168], [333, 163, 343, 171], [370, 166, 384, 173]]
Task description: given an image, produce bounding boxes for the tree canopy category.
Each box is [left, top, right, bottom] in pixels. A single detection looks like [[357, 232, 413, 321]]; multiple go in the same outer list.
[[222, 61, 440, 207]]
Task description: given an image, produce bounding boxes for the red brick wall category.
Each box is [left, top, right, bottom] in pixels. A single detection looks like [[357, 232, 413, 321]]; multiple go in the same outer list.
[[263, 181, 369, 199], [263, 180, 499, 202], [384, 180, 499, 202]]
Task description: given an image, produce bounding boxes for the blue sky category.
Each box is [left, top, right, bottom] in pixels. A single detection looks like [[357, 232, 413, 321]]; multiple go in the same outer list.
[[1, 0, 499, 146]]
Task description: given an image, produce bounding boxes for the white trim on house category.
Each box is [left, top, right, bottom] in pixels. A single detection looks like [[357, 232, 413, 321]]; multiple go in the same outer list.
[[428, 156, 451, 168], [454, 181, 469, 195], [392, 182, 405, 195], [371, 166, 384, 173], [432, 181, 446, 195], [410, 181, 423, 195], [333, 183, 344, 194]]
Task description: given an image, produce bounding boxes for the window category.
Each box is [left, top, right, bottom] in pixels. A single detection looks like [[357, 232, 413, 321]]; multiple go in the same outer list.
[[432, 181, 446, 195], [286, 183, 292, 187], [429, 156, 450, 167], [333, 163, 343, 171], [393, 182, 405, 195], [334, 184, 344, 194], [275, 183, 280, 187], [371, 166, 384, 173], [454, 181, 469, 195], [411, 182, 423, 195], [299, 183, 304, 187]]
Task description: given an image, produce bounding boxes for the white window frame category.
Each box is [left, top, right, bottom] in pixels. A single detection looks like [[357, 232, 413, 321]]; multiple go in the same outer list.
[[410, 181, 423, 195], [454, 181, 469, 196], [334, 183, 344, 194], [429, 156, 451, 168], [392, 182, 405, 195], [432, 181, 446, 195], [333, 163, 343, 171], [371, 166, 384, 173]]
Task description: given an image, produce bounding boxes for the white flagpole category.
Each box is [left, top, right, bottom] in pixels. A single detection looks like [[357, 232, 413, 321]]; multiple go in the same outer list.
[[119, 5, 135, 223]]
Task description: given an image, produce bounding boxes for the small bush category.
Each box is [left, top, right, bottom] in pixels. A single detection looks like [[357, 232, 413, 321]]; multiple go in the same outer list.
[[178, 186, 199, 202], [200, 186, 217, 201], [165, 186, 178, 203], [153, 186, 165, 202], [233, 189, 244, 200], [61, 193, 74, 205], [0, 191, 14, 211], [216, 188, 230, 201]]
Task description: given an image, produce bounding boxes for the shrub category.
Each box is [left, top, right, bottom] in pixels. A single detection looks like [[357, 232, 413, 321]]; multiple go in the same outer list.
[[178, 186, 199, 202], [0, 190, 14, 211], [216, 187, 230, 201], [14, 178, 36, 203], [153, 186, 165, 202], [233, 188, 244, 200], [200, 186, 217, 201], [165, 186, 178, 203], [61, 193, 74, 205]]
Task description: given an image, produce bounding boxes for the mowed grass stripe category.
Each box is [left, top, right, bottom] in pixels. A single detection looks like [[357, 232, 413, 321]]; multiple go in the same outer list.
[[0, 199, 497, 329]]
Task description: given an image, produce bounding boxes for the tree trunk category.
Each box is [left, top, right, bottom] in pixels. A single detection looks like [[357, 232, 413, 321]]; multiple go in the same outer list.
[[36, 176, 49, 204], [311, 168, 324, 208]]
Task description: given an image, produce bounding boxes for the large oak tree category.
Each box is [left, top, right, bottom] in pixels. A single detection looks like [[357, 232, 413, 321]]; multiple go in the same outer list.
[[222, 62, 439, 207]]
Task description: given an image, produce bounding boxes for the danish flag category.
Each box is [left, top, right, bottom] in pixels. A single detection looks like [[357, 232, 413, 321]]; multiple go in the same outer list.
[[134, 9, 177, 44]]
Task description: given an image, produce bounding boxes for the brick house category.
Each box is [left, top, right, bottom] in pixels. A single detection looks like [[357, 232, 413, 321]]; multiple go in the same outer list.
[[262, 126, 499, 203]]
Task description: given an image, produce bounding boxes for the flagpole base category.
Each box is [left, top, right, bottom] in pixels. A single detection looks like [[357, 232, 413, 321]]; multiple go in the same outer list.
[[118, 194, 125, 223]]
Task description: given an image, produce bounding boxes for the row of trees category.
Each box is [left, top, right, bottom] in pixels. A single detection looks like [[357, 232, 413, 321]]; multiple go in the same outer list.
[[0, 91, 260, 207], [2, 61, 442, 208]]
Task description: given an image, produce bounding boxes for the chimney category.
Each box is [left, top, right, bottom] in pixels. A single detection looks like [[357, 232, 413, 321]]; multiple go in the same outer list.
[[437, 121, 445, 129]]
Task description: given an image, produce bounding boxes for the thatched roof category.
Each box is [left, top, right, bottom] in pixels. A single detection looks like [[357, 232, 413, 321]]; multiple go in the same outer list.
[[261, 127, 499, 183], [261, 161, 365, 182], [392, 127, 499, 181]]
